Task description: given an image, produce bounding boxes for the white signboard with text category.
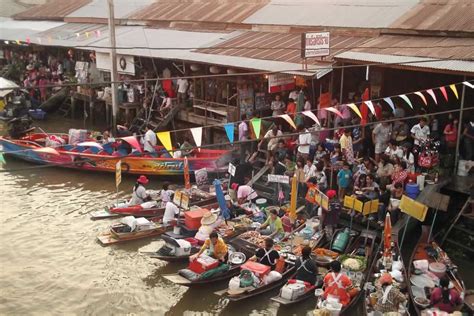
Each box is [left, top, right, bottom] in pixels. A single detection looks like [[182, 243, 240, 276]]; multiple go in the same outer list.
[[302, 32, 330, 58], [267, 174, 290, 184]]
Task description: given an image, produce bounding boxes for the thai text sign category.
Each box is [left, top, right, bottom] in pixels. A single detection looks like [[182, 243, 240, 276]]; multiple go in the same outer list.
[[301, 32, 330, 58], [268, 74, 295, 93]]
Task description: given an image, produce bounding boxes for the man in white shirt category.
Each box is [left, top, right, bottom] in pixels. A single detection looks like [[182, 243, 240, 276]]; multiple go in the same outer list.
[[143, 125, 157, 153], [411, 117, 430, 146], [384, 139, 404, 160], [176, 78, 189, 105], [297, 124, 311, 159], [163, 201, 180, 226], [259, 125, 282, 163]]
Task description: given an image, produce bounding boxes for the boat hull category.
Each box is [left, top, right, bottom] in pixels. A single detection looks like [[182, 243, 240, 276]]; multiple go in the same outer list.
[[0, 137, 230, 176]]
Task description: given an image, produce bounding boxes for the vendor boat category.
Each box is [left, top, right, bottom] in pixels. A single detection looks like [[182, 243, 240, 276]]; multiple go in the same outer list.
[[0, 133, 231, 176], [363, 241, 407, 315], [407, 230, 465, 315], [162, 240, 257, 287], [90, 194, 218, 220], [39, 87, 68, 113], [97, 216, 170, 245]]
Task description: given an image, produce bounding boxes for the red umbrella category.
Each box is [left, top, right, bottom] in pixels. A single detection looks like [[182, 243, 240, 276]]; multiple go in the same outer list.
[[383, 212, 392, 258]]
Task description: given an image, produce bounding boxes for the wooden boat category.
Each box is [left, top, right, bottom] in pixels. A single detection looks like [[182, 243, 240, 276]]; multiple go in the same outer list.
[[39, 87, 68, 112], [97, 216, 171, 246], [215, 261, 297, 302], [162, 240, 257, 287], [407, 231, 466, 315], [0, 133, 231, 176], [90, 196, 218, 220], [362, 241, 407, 315]]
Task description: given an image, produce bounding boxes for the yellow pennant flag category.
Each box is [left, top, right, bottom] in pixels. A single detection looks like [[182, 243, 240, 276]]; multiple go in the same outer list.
[[347, 103, 362, 119], [157, 131, 173, 153], [449, 84, 459, 99], [279, 114, 297, 129]]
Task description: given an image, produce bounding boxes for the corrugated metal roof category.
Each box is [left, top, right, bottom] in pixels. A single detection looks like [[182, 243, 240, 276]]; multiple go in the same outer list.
[[129, 0, 268, 23], [335, 51, 474, 74], [244, 0, 418, 28], [197, 31, 370, 65], [344, 35, 474, 60], [89, 27, 323, 76], [389, 0, 474, 32], [13, 0, 92, 20], [66, 0, 155, 20], [0, 17, 64, 41]]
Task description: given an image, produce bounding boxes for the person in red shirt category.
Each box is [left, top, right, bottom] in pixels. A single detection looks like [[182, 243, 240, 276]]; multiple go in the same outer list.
[[430, 277, 463, 313], [286, 98, 296, 117], [391, 161, 408, 186], [323, 260, 353, 306]]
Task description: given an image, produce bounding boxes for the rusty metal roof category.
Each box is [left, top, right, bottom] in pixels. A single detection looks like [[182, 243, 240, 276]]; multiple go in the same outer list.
[[129, 0, 268, 23], [348, 35, 474, 60], [389, 0, 474, 32], [14, 0, 92, 21], [197, 31, 370, 65]]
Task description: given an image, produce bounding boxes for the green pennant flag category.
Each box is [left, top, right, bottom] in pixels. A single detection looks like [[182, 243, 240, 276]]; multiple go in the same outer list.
[[250, 118, 262, 139], [0, 153, 5, 165]]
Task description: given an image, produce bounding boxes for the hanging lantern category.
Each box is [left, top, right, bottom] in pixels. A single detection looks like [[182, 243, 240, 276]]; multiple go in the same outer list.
[[209, 66, 221, 74]]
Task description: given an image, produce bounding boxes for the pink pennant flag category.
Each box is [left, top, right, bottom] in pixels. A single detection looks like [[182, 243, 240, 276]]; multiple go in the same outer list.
[[439, 86, 448, 101], [414, 91, 427, 106], [426, 89, 437, 105], [449, 84, 459, 99], [33, 147, 60, 155], [364, 101, 376, 116], [121, 136, 143, 153], [26, 37, 30, 44], [399, 94, 413, 109], [323, 107, 344, 118], [347, 103, 362, 119], [302, 111, 320, 126], [279, 114, 297, 130]]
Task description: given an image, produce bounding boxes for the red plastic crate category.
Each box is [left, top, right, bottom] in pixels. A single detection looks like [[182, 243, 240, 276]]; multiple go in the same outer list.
[[188, 255, 218, 274], [240, 261, 271, 278], [184, 208, 208, 230]]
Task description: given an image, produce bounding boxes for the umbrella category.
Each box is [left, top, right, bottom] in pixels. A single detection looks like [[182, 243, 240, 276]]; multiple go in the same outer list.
[[121, 136, 142, 153], [383, 212, 392, 258], [77, 141, 104, 149], [184, 156, 191, 190], [214, 179, 231, 220], [289, 175, 298, 220], [0, 77, 19, 98]]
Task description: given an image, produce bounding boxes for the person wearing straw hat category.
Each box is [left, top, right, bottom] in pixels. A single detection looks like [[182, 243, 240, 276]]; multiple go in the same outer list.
[[194, 211, 221, 242], [190, 231, 228, 263], [373, 273, 406, 314], [129, 175, 151, 205]]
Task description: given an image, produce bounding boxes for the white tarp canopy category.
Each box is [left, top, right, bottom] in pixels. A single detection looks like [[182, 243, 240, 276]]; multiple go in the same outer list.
[[0, 77, 19, 98]]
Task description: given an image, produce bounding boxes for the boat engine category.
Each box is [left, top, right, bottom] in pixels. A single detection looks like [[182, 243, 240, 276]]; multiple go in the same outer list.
[[7, 116, 33, 138]]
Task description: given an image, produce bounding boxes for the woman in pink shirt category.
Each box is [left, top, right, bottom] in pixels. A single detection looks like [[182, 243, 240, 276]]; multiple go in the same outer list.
[[430, 277, 462, 313], [443, 118, 458, 148]]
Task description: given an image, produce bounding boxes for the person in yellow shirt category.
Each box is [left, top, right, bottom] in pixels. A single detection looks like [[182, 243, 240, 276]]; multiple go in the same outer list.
[[339, 128, 354, 164], [190, 231, 228, 263]]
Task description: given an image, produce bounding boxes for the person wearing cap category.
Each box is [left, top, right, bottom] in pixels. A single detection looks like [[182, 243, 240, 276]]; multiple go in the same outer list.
[[190, 231, 228, 263], [259, 208, 285, 240], [129, 175, 151, 205], [321, 190, 341, 237], [323, 260, 353, 306], [374, 273, 406, 314]]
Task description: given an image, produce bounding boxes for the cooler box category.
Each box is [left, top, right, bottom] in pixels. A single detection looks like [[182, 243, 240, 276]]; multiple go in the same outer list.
[[188, 254, 219, 274], [184, 208, 209, 230], [281, 283, 306, 300], [240, 261, 271, 278]]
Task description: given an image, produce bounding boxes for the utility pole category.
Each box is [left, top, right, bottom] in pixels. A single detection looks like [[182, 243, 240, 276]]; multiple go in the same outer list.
[[107, 0, 119, 135]]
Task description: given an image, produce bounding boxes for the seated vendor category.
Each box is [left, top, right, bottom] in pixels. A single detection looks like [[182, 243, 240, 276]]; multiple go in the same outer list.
[[237, 184, 258, 205], [129, 175, 151, 205], [295, 246, 318, 285], [249, 238, 280, 270], [225, 195, 246, 218], [374, 273, 406, 314], [430, 277, 463, 313], [323, 260, 353, 306], [190, 231, 228, 263], [258, 209, 285, 240]]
